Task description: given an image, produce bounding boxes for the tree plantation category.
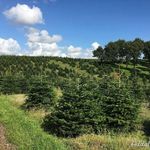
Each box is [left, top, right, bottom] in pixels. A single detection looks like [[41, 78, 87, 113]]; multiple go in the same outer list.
[[0, 39, 150, 149], [1, 0, 150, 148], [43, 76, 141, 137]]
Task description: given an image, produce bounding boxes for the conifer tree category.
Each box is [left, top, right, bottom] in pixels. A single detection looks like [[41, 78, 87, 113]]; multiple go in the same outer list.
[[43, 77, 105, 137], [25, 79, 55, 109], [100, 76, 141, 132]]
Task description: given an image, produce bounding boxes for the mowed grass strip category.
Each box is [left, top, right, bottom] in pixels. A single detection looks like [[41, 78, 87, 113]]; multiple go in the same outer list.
[[0, 95, 67, 150]]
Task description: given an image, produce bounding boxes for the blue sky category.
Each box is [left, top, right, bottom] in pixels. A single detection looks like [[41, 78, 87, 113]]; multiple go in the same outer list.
[[0, 0, 150, 57]]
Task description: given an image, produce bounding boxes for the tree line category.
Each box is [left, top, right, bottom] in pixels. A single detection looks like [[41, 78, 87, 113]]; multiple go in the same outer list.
[[93, 38, 150, 65]]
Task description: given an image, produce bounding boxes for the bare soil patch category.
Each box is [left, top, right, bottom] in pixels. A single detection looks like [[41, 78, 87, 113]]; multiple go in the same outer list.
[[0, 124, 16, 150]]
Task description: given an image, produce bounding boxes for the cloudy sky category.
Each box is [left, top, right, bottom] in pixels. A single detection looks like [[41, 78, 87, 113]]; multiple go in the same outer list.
[[0, 0, 150, 57]]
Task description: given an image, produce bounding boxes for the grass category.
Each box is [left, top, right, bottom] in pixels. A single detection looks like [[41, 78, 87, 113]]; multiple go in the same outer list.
[[0, 95, 67, 150], [64, 132, 149, 150], [0, 94, 150, 150], [9, 94, 26, 107]]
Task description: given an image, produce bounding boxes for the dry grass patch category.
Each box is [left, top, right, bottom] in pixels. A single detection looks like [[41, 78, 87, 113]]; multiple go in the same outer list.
[[140, 103, 150, 120], [27, 109, 48, 123], [65, 132, 149, 150], [8, 94, 26, 107]]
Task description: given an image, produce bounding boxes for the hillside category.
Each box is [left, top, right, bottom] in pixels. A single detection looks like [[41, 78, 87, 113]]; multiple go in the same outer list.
[[0, 56, 150, 150], [0, 56, 149, 94]]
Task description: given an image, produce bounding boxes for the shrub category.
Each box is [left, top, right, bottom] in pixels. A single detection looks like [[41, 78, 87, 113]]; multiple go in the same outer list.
[[25, 80, 55, 109]]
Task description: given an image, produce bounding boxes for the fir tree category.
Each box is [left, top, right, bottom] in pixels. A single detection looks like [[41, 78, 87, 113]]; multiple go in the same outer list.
[[25, 79, 55, 109], [43, 77, 105, 137], [100, 76, 141, 132]]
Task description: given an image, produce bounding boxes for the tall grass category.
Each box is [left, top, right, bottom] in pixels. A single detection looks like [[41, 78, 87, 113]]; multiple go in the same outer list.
[[64, 133, 149, 150]]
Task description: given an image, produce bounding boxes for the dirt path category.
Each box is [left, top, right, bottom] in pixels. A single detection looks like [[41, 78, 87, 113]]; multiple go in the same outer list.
[[0, 124, 16, 150]]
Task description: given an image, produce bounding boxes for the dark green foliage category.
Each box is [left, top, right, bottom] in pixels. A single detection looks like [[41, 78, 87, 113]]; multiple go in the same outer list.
[[0, 55, 149, 94], [104, 41, 120, 62], [128, 38, 144, 65], [43, 77, 105, 137], [0, 76, 28, 94], [93, 46, 104, 62], [25, 80, 55, 109], [130, 77, 145, 101], [99, 76, 141, 132], [43, 76, 141, 137], [144, 41, 150, 62], [0, 76, 18, 94], [93, 38, 145, 64], [144, 81, 150, 107]]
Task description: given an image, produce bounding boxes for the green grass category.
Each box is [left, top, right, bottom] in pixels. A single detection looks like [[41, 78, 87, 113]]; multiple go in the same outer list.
[[0, 95, 67, 150]]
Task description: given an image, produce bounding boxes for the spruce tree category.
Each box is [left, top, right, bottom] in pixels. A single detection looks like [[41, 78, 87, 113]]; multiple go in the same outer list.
[[25, 79, 55, 109], [100, 76, 141, 132], [43, 77, 105, 137]]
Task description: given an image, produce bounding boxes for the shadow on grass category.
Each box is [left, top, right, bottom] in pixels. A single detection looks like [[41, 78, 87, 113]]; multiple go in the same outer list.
[[143, 120, 150, 137]]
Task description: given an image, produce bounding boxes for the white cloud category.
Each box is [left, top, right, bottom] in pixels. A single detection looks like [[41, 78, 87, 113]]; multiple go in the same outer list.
[[27, 27, 62, 43], [0, 24, 99, 58], [0, 32, 99, 58], [3, 4, 43, 25], [67, 45, 82, 58], [91, 42, 100, 50], [66, 42, 100, 58], [27, 42, 62, 56], [79, 42, 100, 58], [26, 27, 62, 56], [0, 38, 21, 55]]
